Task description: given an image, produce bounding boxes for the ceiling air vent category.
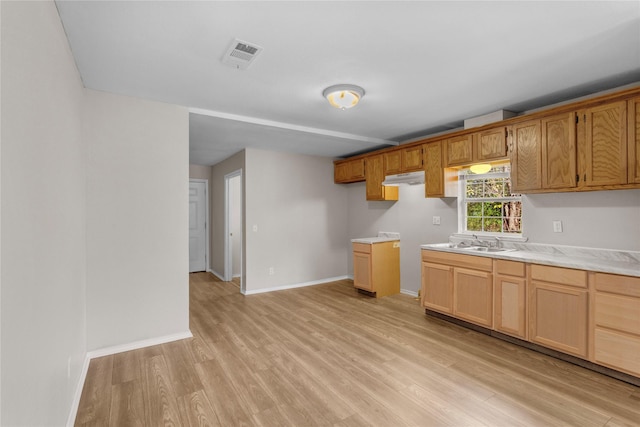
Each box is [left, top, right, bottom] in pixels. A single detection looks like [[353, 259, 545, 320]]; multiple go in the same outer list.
[[221, 38, 263, 70]]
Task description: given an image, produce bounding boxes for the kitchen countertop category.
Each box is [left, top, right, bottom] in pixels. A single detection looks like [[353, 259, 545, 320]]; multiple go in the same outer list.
[[421, 242, 640, 278], [352, 237, 400, 244]]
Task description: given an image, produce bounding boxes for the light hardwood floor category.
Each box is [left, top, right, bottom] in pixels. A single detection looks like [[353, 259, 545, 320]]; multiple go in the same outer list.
[[75, 273, 640, 426]]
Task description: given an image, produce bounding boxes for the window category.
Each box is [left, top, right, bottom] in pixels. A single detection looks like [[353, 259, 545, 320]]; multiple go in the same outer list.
[[459, 165, 522, 235]]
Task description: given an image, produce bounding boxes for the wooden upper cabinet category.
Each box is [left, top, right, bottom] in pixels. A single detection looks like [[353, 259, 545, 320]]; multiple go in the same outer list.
[[384, 146, 424, 175], [541, 112, 577, 189], [383, 150, 402, 175], [628, 96, 640, 184], [580, 101, 627, 187], [510, 119, 542, 192], [475, 127, 508, 161], [445, 134, 474, 166], [402, 145, 424, 172], [334, 158, 365, 183], [365, 154, 398, 201], [424, 142, 444, 198]]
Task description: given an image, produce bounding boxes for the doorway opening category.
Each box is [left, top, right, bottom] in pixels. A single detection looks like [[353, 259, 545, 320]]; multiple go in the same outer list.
[[189, 179, 209, 273], [224, 170, 244, 293]]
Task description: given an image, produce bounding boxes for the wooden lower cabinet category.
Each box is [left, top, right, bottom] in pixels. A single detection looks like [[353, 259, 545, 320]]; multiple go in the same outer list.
[[529, 272, 588, 358], [592, 272, 640, 377], [453, 268, 493, 327], [353, 241, 400, 297], [494, 259, 527, 339], [421, 262, 453, 314]]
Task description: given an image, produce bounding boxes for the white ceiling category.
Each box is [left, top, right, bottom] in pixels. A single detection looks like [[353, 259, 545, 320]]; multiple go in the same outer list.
[[55, 1, 640, 166]]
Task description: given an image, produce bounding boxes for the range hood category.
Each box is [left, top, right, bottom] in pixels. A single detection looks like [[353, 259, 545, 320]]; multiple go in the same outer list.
[[382, 171, 425, 186]]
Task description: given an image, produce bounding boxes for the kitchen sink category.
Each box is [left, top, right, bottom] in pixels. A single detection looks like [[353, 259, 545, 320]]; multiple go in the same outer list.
[[461, 246, 516, 253]]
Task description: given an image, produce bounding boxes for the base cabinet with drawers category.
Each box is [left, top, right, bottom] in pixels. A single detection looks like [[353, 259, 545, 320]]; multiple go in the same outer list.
[[591, 272, 640, 377], [421, 248, 639, 381], [353, 241, 400, 298]]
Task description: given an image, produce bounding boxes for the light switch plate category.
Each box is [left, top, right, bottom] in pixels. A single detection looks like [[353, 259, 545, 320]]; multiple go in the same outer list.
[[553, 220, 563, 233], [432, 216, 441, 225]]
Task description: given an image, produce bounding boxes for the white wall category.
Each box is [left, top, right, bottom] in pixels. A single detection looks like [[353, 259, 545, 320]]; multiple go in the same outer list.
[[346, 183, 458, 294], [1, 1, 87, 425], [244, 148, 349, 292], [522, 189, 640, 251], [84, 89, 189, 350]]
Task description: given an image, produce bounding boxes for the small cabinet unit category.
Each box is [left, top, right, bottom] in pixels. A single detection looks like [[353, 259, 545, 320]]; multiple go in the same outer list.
[[365, 154, 398, 201], [529, 265, 588, 358], [421, 250, 493, 327], [334, 158, 365, 183], [445, 134, 474, 166], [628, 96, 640, 184], [474, 127, 509, 162], [384, 146, 424, 175], [494, 260, 527, 339], [591, 273, 640, 377], [352, 241, 400, 298]]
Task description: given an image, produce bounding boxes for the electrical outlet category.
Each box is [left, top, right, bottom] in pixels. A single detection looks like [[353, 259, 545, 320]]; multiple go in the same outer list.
[[269, 267, 275, 275], [553, 220, 563, 233], [432, 216, 441, 225]]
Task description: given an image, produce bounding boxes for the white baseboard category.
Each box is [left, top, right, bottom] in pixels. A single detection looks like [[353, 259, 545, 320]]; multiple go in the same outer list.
[[400, 289, 419, 297], [67, 330, 192, 427], [244, 275, 350, 295]]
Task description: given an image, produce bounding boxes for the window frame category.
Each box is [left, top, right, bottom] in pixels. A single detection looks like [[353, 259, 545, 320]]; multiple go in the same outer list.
[[457, 167, 523, 237]]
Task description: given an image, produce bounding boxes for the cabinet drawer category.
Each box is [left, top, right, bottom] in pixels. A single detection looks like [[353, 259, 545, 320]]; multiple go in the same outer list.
[[595, 293, 640, 335], [530, 264, 587, 288], [594, 273, 640, 298], [495, 259, 525, 277], [594, 328, 640, 377], [422, 250, 493, 272], [352, 243, 371, 254]]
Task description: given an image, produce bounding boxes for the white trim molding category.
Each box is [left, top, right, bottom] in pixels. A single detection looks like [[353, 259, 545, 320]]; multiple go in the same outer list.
[[400, 289, 419, 297], [243, 276, 350, 295]]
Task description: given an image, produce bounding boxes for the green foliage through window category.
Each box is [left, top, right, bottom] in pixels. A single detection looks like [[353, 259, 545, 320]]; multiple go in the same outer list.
[[461, 166, 522, 234]]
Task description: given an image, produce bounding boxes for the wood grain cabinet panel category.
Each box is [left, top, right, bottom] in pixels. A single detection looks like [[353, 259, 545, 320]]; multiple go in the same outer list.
[[421, 262, 453, 314], [424, 141, 456, 198], [383, 150, 402, 175], [365, 154, 398, 201], [453, 268, 493, 328], [541, 113, 577, 189], [445, 135, 474, 166], [628, 96, 640, 184], [334, 158, 365, 183], [530, 281, 588, 358], [580, 101, 627, 187], [402, 145, 424, 171], [475, 127, 508, 161], [592, 272, 640, 376], [353, 251, 372, 291], [510, 120, 542, 192], [494, 260, 527, 340]]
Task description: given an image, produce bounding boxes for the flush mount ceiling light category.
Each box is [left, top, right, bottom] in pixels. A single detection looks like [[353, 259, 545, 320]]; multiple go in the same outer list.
[[323, 84, 365, 110], [469, 163, 492, 174]]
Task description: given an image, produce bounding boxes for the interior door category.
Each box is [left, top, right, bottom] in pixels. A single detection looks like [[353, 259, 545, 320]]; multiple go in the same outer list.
[[189, 181, 207, 272]]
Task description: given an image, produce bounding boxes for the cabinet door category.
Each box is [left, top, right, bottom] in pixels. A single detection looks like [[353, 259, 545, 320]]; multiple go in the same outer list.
[[541, 113, 576, 189], [402, 146, 424, 172], [383, 150, 402, 175], [510, 120, 542, 192], [424, 142, 444, 198], [530, 281, 588, 357], [334, 162, 349, 183], [365, 155, 385, 200], [453, 268, 493, 327], [421, 262, 453, 314], [353, 251, 372, 291], [350, 158, 365, 180], [628, 96, 640, 184], [445, 135, 474, 166], [494, 275, 527, 339], [334, 158, 365, 183], [581, 101, 627, 187], [475, 127, 508, 161]]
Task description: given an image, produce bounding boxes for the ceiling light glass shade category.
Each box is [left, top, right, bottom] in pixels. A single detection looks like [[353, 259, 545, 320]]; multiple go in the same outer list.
[[323, 84, 365, 110], [469, 163, 492, 174]]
